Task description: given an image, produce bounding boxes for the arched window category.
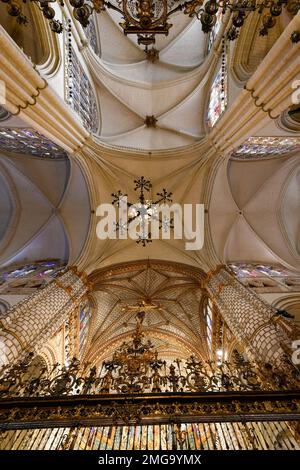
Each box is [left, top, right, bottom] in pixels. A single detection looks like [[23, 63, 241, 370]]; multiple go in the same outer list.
[[203, 297, 213, 353], [228, 263, 293, 278], [0, 261, 65, 284], [85, 17, 100, 56], [0, 128, 67, 159], [79, 301, 92, 358], [64, 20, 99, 134], [207, 9, 223, 53], [231, 136, 300, 160], [207, 62, 227, 128]]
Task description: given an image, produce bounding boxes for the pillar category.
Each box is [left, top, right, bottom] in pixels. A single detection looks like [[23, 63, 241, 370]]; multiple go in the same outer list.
[[0, 268, 89, 367], [206, 266, 298, 370]]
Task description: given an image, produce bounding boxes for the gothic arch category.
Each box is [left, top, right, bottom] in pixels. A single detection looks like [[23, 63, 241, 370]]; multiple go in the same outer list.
[[272, 294, 300, 325], [0, 3, 60, 76], [85, 260, 207, 365], [0, 298, 10, 318], [231, 12, 283, 84]]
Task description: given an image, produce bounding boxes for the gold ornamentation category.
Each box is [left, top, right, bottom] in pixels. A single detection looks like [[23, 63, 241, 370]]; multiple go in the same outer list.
[[1, 325, 299, 400], [55, 279, 73, 295], [89, 259, 205, 287], [1, 395, 300, 428], [145, 48, 159, 63], [144, 115, 157, 127]]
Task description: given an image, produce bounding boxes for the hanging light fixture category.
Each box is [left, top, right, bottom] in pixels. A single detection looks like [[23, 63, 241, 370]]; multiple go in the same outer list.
[[111, 176, 173, 246], [2, 0, 300, 43]]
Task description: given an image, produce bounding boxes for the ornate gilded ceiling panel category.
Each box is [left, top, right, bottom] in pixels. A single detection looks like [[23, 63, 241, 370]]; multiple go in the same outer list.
[[86, 260, 207, 364]]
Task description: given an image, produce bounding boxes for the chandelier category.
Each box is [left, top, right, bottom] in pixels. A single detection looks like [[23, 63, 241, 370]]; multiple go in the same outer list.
[[111, 176, 173, 246], [3, 0, 300, 44]]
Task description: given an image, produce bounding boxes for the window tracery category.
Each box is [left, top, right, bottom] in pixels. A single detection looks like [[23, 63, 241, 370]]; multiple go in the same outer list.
[[231, 136, 300, 160], [0, 260, 66, 283], [207, 9, 223, 52], [79, 300, 92, 358], [204, 297, 213, 353], [85, 16, 99, 56], [228, 263, 296, 278], [207, 55, 227, 128], [64, 20, 99, 134], [0, 128, 67, 159]]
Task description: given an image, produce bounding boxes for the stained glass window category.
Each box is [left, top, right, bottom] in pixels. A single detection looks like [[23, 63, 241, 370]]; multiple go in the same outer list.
[[64, 22, 99, 134], [0, 128, 67, 159], [64, 319, 71, 365], [204, 298, 213, 352], [228, 263, 295, 278], [0, 260, 65, 282], [208, 9, 223, 52], [85, 17, 99, 56], [79, 301, 92, 357], [231, 136, 300, 160], [207, 63, 227, 128]]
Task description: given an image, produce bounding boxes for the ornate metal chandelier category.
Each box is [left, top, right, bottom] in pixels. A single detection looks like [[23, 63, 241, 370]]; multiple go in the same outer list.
[[111, 176, 173, 246], [3, 0, 300, 43]]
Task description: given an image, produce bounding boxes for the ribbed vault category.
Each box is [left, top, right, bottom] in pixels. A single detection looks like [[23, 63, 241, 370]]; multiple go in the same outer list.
[[85, 260, 207, 365], [87, 11, 213, 149], [0, 149, 91, 267], [81, 137, 218, 272], [208, 152, 300, 270]]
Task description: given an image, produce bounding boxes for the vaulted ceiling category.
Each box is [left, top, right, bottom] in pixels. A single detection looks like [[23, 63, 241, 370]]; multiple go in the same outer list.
[[0, 143, 91, 267], [0, 7, 300, 368], [88, 11, 210, 149], [209, 152, 300, 271], [81, 140, 212, 271], [85, 260, 207, 365]]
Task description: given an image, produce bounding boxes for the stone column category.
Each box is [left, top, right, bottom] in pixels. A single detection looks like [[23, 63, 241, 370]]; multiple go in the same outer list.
[[0, 268, 89, 367], [206, 266, 297, 370]]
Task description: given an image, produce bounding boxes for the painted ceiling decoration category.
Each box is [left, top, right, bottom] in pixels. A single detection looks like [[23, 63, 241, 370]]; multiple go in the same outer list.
[[0, 128, 68, 159], [231, 136, 300, 160], [86, 260, 207, 365]]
